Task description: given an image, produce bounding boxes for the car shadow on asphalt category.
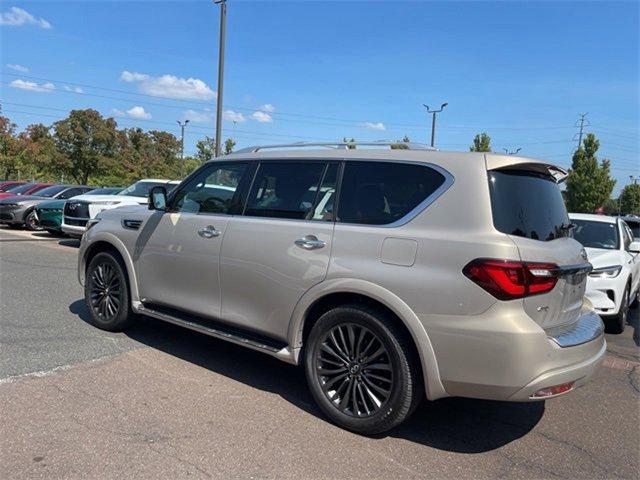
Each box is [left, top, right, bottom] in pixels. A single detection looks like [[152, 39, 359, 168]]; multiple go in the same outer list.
[[69, 299, 544, 453]]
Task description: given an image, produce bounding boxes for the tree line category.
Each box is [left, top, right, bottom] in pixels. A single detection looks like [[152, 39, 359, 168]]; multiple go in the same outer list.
[[0, 108, 235, 187], [469, 132, 639, 215]]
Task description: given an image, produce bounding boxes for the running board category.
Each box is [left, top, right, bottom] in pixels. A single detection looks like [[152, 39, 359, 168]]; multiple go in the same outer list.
[[138, 302, 296, 363]]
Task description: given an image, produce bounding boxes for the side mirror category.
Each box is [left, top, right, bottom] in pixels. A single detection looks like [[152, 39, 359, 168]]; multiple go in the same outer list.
[[149, 186, 167, 211], [629, 241, 640, 253]]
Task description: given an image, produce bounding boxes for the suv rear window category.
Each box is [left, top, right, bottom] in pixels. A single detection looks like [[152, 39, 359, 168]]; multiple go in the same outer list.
[[337, 161, 446, 225], [489, 169, 569, 241]]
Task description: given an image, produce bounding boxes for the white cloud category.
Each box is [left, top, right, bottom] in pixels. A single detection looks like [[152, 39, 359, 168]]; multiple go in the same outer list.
[[363, 122, 386, 131], [111, 106, 152, 120], [223, 110, 246, 123], [120, 70, 215, 101], [251, 111, 273, 123], [63, 85, 84, 93], [10, 79, 54, 93], [0, 7, 51, 29], [184, 109, 213, 123], [260, 103, 275, 113], [120, 71, 149, 83], [6, 63, 29, 73]]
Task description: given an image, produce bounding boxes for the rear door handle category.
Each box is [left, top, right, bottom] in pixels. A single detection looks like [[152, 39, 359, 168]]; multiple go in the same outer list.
[[294, 235, 326, 250], [198, 225, 220, 239]]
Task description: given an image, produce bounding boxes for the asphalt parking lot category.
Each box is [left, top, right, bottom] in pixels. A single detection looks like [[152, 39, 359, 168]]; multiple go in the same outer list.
[[1, 226, 638, 479]]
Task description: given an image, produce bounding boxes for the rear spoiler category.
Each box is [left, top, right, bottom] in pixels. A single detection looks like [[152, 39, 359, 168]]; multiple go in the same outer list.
[[485, 155, 568, 183]]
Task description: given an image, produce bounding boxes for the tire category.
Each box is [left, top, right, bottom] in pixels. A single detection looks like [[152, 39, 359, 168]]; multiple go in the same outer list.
[[630, 286, 639, 310], [304, 305, 423, 435], [84, 252, 136, 331], [24, 211, 42, 231], [605, 286, 629, 334]]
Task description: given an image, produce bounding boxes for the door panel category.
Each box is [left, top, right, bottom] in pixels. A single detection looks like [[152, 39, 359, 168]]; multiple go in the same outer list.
[[220, 217, 334, 341], [135, 161, 250, 319], [136, 212, 230, 318]]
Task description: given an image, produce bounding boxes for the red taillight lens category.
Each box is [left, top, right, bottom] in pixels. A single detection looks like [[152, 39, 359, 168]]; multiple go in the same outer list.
[[531, 381, 574, 398], [463, 259, 558, 300]]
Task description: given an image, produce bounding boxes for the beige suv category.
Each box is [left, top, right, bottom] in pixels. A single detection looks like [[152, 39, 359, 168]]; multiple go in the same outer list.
[[78, 142, 605, 434]]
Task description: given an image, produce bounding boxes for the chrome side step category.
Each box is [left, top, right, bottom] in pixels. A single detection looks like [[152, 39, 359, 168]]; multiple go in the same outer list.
[[136, 302, 297, 363]]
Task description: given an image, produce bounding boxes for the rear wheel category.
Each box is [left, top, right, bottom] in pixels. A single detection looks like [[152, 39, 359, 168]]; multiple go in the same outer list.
[[304, 305, 422, 435], [85, 252, 135, 331], [605, 286, 629, 334]]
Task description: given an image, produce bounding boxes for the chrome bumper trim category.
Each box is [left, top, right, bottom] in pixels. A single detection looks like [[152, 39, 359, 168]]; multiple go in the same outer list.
[[546, 311, 604, 348]]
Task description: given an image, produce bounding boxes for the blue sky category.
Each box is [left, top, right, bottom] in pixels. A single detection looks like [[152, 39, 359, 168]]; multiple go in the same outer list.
[[1, 1, 638, 191]]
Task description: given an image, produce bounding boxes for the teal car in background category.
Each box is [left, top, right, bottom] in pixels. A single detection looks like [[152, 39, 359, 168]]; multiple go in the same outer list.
[[35, 187, 122, 235]]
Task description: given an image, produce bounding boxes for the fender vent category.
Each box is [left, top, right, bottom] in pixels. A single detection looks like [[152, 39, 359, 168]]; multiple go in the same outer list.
[[121, 219, 143, 230]]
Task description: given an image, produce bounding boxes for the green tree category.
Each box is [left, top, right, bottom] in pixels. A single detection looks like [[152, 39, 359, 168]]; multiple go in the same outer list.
[[565, 133, 616, 213], [52, 109, 119, 184], [391, 135, 411, 149], [619, 183, 640, 215], [196, 136, 216, 163], [469, 133, 491, 152], [224, 137, 236, 155], [16, 124, 62, 181], [0, 113, 20, 179]]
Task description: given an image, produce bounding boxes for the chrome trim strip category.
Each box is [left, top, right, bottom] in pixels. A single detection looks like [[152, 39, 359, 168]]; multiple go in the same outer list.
[[546, 311, 604, 348]]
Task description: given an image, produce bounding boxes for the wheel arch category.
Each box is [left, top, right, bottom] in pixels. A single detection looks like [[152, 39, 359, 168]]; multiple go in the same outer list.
[[80, 233, 140, 304], [288, 278, 448, 400]]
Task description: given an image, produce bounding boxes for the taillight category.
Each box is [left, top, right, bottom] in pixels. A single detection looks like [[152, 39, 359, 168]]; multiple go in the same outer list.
[[463, 259, 558, 300]]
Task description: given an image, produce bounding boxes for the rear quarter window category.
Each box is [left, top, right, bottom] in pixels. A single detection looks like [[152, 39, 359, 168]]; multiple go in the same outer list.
[[489, 169, 569, 241], [337, 161, 446, 225]]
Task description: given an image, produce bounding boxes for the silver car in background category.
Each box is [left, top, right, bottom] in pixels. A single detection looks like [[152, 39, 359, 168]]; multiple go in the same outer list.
[[77, 142, 605, 434]]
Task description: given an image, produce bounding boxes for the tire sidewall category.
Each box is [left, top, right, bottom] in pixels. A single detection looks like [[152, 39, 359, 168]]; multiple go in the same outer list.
[[25, 211, 41, 231], [85, 252, 131, 331], [304, 307, 412, 434]]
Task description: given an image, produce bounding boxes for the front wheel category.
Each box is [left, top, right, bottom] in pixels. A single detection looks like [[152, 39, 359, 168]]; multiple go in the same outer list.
[[605, 286, 629, 334], [85, 252, 135, 331], [304, 305, 423, 435], [24, 211, 42, 231]]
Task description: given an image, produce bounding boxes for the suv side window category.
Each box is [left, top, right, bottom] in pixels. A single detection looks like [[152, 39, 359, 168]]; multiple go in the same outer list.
[[57, 188, 83, 199], [337, 161, 446, 225], [244, 161, 326, 220], [170, 162, 249, 215]]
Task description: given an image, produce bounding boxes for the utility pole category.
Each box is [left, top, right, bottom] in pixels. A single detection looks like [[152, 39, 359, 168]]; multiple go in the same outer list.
[[423, 103, 448, 147], [177, 119, 189, 178], [575, 113, 589, 149], [214, 0, 227, 157], [503, 147, 522, 155]]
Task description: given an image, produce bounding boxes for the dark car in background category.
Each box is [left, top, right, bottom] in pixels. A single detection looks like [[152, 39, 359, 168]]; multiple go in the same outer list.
[[0, 184, 94, 230], [35, 187, 122, 235], [0, 182, 52, 200]]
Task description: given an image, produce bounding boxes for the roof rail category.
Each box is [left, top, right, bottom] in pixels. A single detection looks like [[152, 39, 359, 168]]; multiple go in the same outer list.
[[235, 140, 437, 153]]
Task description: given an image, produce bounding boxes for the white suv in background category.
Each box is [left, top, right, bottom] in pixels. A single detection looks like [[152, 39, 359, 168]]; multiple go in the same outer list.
[[62, 179, 180, 237], [570, 213, 640, 333]]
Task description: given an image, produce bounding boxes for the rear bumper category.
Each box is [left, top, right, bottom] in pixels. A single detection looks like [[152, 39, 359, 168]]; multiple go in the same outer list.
[[425, 303, 606, 402]]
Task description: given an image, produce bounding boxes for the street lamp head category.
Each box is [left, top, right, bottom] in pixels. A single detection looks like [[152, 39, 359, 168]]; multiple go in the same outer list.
[[441, 102, 448, 109], [185, 119, 190, 125], [423, 104, 429, 111]]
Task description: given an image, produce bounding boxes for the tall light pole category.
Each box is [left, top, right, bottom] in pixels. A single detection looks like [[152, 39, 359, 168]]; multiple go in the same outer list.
[[177, 119, 189, 178], [214, 0, 227, 157], [423, 102, 448, 147]]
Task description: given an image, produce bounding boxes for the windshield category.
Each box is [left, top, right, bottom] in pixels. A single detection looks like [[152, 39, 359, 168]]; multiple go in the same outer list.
[[118, 181, 169, 198], [32, 185, 68, 198], [488, 170, 570, 241], [572, 220, 619, 250], [5, 183, 35, 194], [87, 187, 122, 195]]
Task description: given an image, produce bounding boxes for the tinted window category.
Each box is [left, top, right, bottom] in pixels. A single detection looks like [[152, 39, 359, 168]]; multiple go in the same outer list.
[[572, 220, 619, 250], [489, 170, 569, 241], [245, 162, 325, 220], [33, 185, 68, 198], [338, 161, 446, 225], [87, 187, 122, 195], [57, 188, 86, 199], [624, 220, 639, 238], [172, 163, 248, 215], [5, 183, 35, 194], [119, 181, 172, 198]]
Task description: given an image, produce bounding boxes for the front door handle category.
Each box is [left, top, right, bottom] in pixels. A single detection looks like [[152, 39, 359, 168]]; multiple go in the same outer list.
[[294, 235, 326, 250], [198, 225, 220, 239]]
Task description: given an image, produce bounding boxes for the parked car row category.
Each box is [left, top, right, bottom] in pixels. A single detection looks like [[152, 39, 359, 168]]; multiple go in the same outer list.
[[2, 144, 638, 435], [0, 179, 180, 235]]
